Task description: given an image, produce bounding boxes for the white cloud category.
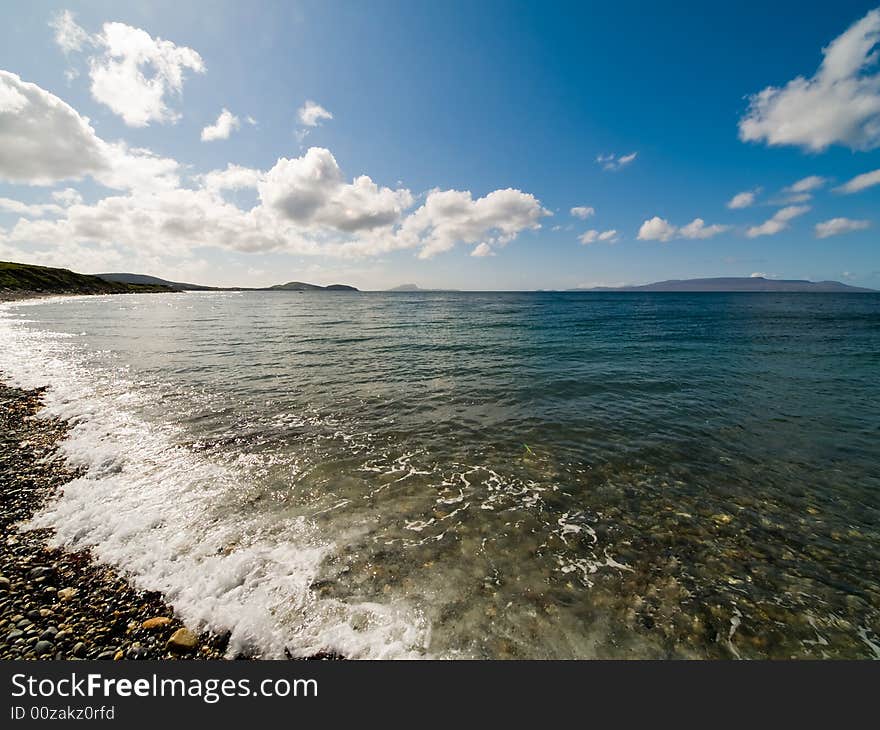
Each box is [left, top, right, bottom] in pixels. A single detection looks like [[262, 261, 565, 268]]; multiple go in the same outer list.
[[88, 22, 205, 126], [201, 108, 240, 141], [259, 147, 413, 233], [750, 272, 766, 278], [570, 205, 595, 219], [746, 205, 810, 237], [637, 216, 728, 242], [298, 100, 333, 127], [0, 70, 107, 184], [835, 167, 880, 193], [200, 164, 263, 193], [470, 242, 494, 257], [52, 187, 83, 206], [0, 197, 63, 217], [50, 10, 91, 54], [679, 218, 730, 239], [814, 217, 870, 238], [739, 9, 880, 151], [579, 229, 618, 244], [637, 216, 677, 241], [0, 71, 179, 191], [596, 152, 637, 171], [785, 175, 827, 193], [727, 190, 758, 209], [397, 187, 550, 259], [2, 76, 547, 262]]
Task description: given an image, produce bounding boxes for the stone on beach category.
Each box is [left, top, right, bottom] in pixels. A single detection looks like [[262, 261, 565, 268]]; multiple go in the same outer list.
[[166, 627, 199, 653], [142, 616, 173, 630]]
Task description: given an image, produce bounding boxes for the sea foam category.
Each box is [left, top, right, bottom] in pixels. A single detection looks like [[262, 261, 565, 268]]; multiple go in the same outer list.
[[0, 299, 429, 659]]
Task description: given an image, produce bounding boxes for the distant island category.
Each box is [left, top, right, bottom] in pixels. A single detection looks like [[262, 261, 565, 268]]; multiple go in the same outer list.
[[568, 277, 876, 293], [0, 261, 359, 301], [387, 284, 459, 292]]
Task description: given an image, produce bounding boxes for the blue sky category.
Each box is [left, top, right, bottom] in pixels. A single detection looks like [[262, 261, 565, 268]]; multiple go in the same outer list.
[[1, 0, 879, 289]]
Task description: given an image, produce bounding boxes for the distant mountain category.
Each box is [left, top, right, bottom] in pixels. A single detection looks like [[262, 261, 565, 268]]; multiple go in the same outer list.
[[1, 261, 173, 298], [97, 273, 223, 291], [99, 273, 358, 292], [569, 277, 876, 293], [268, 281, 358, 291]]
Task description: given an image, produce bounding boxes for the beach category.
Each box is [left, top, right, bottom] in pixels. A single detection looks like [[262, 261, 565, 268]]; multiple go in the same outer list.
[[0, 379, 232, 660]]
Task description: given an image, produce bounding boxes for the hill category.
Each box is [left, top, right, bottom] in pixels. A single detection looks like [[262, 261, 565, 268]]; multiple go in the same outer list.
[[268, 281, 358, 291], [99, 273, 358, 292], [0, 261, 174, 300], [96, 273, 222, 291], [569, 277, 875, 293]]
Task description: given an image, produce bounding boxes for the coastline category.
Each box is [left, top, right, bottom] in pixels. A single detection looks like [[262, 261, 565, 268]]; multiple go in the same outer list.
[[0, 380, 233, 660]]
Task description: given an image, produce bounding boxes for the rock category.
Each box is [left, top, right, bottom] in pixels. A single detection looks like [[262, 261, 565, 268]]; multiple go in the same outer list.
[[0, 577, 10, 590], [6, 630, 23, 642], [166, 628, 199, 653], [39, 627, 58, 641], [142, 616, 173, 630], [113, 650, 124, 661], [126, 643, 148, 660], [72, 642, 87, 658], [34, 640, 53, 655], [96, 650, 116, 661], [56, 587, 78, 601]]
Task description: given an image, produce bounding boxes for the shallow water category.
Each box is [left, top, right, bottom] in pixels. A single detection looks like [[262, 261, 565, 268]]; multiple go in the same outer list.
[[1, 290, 878, 658]]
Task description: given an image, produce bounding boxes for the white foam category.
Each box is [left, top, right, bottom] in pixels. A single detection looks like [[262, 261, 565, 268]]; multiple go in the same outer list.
[[0, 300, 429, 659]]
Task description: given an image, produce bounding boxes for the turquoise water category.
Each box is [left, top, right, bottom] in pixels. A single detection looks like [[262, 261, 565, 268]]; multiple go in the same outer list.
[[1, 291, 879, 658]]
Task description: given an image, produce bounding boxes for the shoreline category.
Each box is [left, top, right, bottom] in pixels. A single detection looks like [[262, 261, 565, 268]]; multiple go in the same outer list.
[[0, 380, 235, 660]]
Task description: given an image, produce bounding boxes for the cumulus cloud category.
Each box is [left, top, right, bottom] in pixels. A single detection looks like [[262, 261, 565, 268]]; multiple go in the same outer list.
[[201, 108, 240, 141], [0, 70, 108, 184], [52, 15, 206, 127], [739, 9, 880, 151], [835, 167, 880, 193], [298, 100, 333, 127], [200, 164, 263, 193], [2, 73, 547, 262], [259, 148, 413, 233], [679, 218, 730, 239], [637, 216, 728, 242], [637, 216, 677, 241], [579, 229, 618, 244], [746, 205, 810, 237], [814, 217, 870, 237], [396, 187, 550, 259], [596, 152, 637, 171], [0, 197, 63, 218], [52, 187, 83, 206], [727, 190, 758, 209], [570, 205, 595, 219], [0, 70, 179, 191]]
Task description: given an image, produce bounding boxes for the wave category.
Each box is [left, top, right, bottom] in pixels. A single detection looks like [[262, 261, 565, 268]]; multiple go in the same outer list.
[[0, 299, 429, 659]]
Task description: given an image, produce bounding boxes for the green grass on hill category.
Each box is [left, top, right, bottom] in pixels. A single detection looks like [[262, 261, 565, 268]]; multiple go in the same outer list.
[[0, 261, 173, 295]]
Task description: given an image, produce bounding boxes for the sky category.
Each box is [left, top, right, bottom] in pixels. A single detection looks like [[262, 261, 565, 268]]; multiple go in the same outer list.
[[1, 0, 879, 290]]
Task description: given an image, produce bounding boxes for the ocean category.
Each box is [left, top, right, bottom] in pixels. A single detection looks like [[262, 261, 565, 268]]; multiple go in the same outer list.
[[1, 290, 878, 659]]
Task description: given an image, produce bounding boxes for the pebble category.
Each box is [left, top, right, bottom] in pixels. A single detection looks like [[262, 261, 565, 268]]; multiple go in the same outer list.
[[56, 587, 78, 601], [142, 616, 173, 630], [167, 628, 199, 653], [33, 640, 53, 655]]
